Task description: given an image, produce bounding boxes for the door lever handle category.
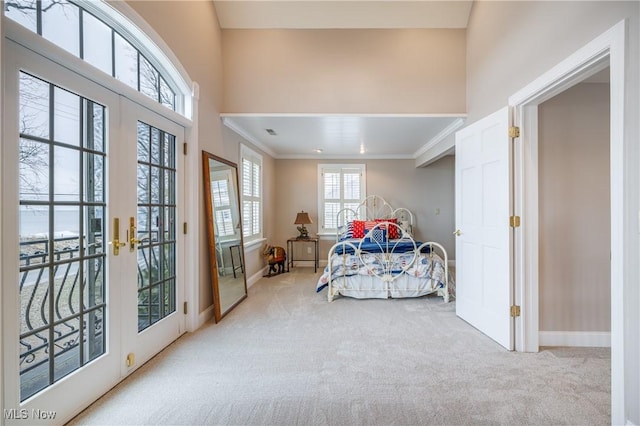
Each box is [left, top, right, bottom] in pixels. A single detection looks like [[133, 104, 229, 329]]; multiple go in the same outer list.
[[129, 217, 141, 251], [108, 218, 126, 255], [453, 229, 462, 237]]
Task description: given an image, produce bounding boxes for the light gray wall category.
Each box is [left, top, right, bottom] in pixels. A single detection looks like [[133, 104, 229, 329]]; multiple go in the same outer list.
[[273, 157, 455, 262], [538, 82, 610, 332]]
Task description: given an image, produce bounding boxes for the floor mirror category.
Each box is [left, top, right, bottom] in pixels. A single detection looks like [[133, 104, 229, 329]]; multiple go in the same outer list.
[[202, 151, 248, 322]]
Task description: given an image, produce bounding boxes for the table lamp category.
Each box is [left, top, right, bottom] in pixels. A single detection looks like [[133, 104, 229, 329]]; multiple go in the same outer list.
[[294, 211, 312, 239]]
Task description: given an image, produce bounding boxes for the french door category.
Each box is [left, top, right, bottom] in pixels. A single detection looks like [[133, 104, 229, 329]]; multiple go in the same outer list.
[[2, 40, 184, 424], [118, 99, 185, 370]]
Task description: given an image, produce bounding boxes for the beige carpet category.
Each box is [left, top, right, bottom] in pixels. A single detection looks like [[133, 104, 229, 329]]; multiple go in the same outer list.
[[70, 268, 610, 425]]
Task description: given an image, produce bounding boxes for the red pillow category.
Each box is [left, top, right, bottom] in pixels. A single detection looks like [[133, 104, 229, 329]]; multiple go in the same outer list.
[[352, 220, 378, 238], [375, 218, 399, 239], [351, 220, 366, 238]]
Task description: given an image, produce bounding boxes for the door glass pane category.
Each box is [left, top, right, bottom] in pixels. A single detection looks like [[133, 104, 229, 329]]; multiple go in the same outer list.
[[137, 122, 176, 332], [54, 146, 80, 202], [85, 152, 104, 203], [20, 74, 50, 138], [18, 72, 107, 401], [54, 87, 80, 146], [19, 139, 49, 202]]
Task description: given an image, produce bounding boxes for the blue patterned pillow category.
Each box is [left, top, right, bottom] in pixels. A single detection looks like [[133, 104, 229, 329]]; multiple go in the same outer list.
[[369, 227, 387, 244]]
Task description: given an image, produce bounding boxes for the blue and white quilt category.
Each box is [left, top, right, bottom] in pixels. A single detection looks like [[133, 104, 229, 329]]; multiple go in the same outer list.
[[316, 244, 448, 294]]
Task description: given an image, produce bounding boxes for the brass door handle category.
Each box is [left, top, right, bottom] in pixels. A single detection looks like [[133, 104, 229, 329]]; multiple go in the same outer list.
[[109, 218, 127, 255], [129, 217, 141, 251], [453, 229, 462, 237]]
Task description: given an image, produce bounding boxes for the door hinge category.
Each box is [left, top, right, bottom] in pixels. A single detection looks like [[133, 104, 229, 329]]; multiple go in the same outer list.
[[509, 126, 520, 138], [183, 301, 188, 315], [510, 215, 521, 228], [183, 222, 188, 234], [183, 142, 188, 155], [510, 305, 521, 317]]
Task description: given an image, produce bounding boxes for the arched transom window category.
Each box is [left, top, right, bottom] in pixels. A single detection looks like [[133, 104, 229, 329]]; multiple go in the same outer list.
[[5, 0, 188, 114]]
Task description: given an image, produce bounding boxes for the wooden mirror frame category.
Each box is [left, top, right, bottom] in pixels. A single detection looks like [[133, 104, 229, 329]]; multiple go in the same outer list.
[[202, 151, 248, 322]]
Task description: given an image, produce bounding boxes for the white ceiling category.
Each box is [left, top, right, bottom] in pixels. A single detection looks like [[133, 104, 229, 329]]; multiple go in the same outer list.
[[223, 115, 465, 159], [215, 1, 472, 159]]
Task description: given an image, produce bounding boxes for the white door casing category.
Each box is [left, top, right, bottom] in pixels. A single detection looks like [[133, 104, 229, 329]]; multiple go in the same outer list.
[[455, 107, 513, 350]]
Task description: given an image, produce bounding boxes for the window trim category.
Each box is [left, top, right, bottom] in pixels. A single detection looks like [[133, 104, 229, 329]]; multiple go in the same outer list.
[[240, 144, 263, 243], [317, 163, 366, 235]]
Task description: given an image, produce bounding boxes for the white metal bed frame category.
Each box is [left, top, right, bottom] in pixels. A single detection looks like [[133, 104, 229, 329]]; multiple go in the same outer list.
[[325, 195, 450, 303]]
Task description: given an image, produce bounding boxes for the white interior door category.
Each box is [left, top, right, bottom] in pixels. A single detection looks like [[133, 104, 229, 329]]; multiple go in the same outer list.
[[118, 98, 185, 373], [455, 107, 513, 350]]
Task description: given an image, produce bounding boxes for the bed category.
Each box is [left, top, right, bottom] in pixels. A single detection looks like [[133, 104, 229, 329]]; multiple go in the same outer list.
[[316, 196, 452, 302]]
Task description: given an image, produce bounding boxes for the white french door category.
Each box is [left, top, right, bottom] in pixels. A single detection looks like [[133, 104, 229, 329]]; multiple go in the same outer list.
[[454, 107, 513, 350], [2, 40, 184, 424], [118, 98, 185, 371]]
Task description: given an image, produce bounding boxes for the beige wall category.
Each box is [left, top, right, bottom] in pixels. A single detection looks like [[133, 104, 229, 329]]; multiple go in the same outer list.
[[466, 1, 639, 123], [127, 0, 225, 313], [273, 157, 455, 263], [538, 82, 610, 332], [222, 29, 466, 114], [220, 126, 277, 279]]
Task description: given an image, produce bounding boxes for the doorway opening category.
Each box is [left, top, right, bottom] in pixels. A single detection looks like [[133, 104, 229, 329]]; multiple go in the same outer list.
[[537, 69, 611, 348]]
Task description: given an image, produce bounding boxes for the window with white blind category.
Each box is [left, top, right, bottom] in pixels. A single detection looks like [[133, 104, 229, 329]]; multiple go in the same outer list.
[[241, 145, 262, 241], [318, 164, 366, 232], [211, 170, 237, 240]]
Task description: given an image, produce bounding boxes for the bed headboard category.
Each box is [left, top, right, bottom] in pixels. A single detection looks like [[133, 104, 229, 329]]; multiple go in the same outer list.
[[356, 195, 393, 220], [335, 196, 414, 241]]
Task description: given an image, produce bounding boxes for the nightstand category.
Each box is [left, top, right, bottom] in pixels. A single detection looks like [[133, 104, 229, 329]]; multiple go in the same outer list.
[[286, 237, 319, 273]]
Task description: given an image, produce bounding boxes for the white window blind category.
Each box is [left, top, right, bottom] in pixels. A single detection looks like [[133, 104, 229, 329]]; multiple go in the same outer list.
[[318, 164, 366, 232], [241, 145, 262, 241], [211, 179, 234, 237]]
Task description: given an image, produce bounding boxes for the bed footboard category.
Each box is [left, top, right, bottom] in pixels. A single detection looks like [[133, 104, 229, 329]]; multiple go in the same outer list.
[[324, 223, 450, 302]]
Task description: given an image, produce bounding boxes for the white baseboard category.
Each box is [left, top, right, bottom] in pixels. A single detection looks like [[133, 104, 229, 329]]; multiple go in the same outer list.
[[539, 331, 611, 347], [247, 267, 268, 288], [196, 305, 214, 329], [293, 260, 320, 268]]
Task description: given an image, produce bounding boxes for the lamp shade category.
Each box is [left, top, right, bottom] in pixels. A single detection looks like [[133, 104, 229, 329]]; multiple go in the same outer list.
[[294, 211, 313, 225]]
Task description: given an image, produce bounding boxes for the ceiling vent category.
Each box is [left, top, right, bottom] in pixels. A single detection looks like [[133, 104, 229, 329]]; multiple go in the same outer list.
[[265, 128, 277, 136]]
